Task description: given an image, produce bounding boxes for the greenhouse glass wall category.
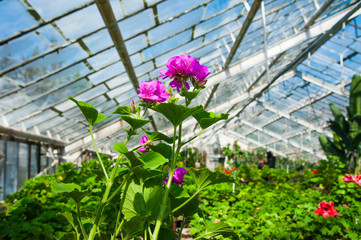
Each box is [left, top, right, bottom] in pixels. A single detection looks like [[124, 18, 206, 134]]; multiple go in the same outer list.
[[0, 0, 361, 239]]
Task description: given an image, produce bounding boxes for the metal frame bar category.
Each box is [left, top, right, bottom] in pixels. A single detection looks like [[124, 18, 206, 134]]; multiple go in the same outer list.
[[0, 125, 65, 147], [304, 0, 336, 28], [95, 0, 139, 91], [235, 1, 361, 116]]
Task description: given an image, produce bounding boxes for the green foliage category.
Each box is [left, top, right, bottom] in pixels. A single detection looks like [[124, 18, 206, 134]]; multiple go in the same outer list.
[[319, 74, 361, 172], [189, 164, 361, 240], [68, 96, 109, 126], [192, 111, 229, 130], [152, 102, 204, 127]]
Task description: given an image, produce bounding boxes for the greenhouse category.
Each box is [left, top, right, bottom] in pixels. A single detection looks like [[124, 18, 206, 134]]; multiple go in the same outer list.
[[1, 0, 361, 239]]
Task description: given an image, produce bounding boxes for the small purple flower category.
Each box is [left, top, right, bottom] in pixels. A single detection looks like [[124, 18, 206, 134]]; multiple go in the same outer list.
[[13, 199, 18, 203], [137, 80, 170, 103], [163, 167, 189, 185], [138, 135, 149, 153]]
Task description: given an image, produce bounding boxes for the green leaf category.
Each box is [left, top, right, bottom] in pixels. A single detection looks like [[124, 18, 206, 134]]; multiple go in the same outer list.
[[192, 111, 229, 130], [121, 115, 150, 130], [169, 184, 190, 199], [69, 189, 92, 203], [143, 183, 164, 221], [123, 216, 146, 239], [57, 212, 80, 235], [68, 96, 99, 126], [349, 74, 361, 119], [113, 142, 128, 154], [189, 168, 234, 192], [133, 168, 163, 184], [51, 182, 81, 193], [148, 143, 172, 160], [124, 151, 143, 168], [171, 194, 199, 218], [180, 89, 201, 101], [122, 178, 167, 221], [152, 102, 204, 127], [94, 113, 110, 125], [122, 180, 147, 220], [139, 152, 169, 169], [143, 129, 175, 144], [113, 106, 132, 115], [194, 217, 237, 240]]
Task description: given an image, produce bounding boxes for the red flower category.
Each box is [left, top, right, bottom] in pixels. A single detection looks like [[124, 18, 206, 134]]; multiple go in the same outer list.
[[342, 174, 354, 183], [312, 169, 319, 174], [314, 202, 338, 218], [224, 170, 231, 175]]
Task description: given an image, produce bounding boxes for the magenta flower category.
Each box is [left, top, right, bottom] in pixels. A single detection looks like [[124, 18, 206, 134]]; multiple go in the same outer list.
[[138, 135, 149, 153], [137, 80, 170, 103], [189, 60, 210, 84], [160, 55, 210, 92], [163, 167, 189, 185]]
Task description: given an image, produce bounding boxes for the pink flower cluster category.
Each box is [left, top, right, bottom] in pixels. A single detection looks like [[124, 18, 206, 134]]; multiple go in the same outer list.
[[160, 55, 210, 92], [137, 80, 170, 103], [314, 201, 338, 218], [342, 174, 361, 186], [163, 167, 189, 185]]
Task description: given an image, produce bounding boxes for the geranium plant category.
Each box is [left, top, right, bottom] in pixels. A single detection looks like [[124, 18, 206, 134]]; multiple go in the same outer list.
[[51, 55, 236, 240]]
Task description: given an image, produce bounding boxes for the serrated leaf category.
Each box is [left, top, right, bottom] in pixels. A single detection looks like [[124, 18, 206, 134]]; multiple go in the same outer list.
[[152, 102, 204, 127], [94, 112, 110, 125], [180, 89, 201, 101], [123, 216, 146, 238], [113, 106, 132, 115], [189, 168, 234, 192], [139, 152, 168, 169], [69, 188, 92, 203], [121, 115, 150, 130], [194, 218, 237, 240], [68, 96, 98, 126], [57, 212, 79, 234], [192, 111, 229, 130], [171, 194, 199, 218], [148, 143, 172, 160], [169, 184, 190, 199], [51, 182, 81, 193], [122, 178, 167, 221], [113, 142, 128, 154], [143, 129, 175, 144], [124, 151, 143, 168]]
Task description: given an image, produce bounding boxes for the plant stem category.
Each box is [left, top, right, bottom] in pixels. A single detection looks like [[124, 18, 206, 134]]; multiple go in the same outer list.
[[177, 216, 187, 240], [172, 191, 199, 213], [152, 125, 179, 239], [90, 125, 109, 181], [88, 182, 112, 240], [76, 202, 88, 240], [153, 123, 184, 239]]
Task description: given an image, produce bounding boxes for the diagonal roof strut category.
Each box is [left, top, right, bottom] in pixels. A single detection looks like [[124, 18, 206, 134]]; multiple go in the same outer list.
[[95, 0, 139, 91]]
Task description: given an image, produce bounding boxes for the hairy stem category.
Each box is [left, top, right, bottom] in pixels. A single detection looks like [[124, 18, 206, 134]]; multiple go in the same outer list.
[[76, 202, 88, 240]]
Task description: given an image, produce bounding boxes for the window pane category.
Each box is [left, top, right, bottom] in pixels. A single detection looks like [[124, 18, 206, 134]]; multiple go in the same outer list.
[[18, 143, 29, 190], [30, 144, 39, 178], [5, 141, 18, 198]]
